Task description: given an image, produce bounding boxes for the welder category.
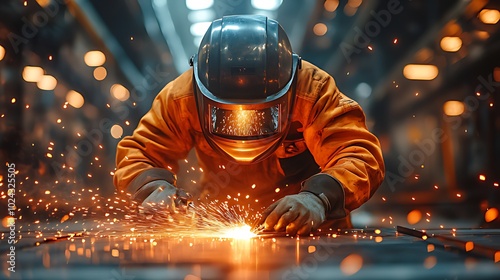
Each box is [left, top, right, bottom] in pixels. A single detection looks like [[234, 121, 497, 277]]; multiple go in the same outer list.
[[114, 15, 385, 235]]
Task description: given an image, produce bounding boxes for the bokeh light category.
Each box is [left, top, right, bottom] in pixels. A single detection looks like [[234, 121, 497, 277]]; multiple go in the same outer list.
[[66, 90, 85, 108], [324, 0, 339, 12], [443, 101, 465, 116], [0, 45, 5, 61], [485, 208, 498, 223], [407, 209, 422, 225], [440, 36, 462, 52], [93, 66, 107, 81], [84, 50, 106, 67], [313, 23, 328, 36], [37, 75, 57, 90], [110, 124, 124, 139], [479, 9, 500, 24], [340, 254, 363, 276], [403, 64, 439, 80], [22, 66, 44, 82], [110, 84, 130, 101]]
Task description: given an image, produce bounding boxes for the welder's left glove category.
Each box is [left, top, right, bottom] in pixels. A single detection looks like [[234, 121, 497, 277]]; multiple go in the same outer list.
[[260, 192, 326, 236]]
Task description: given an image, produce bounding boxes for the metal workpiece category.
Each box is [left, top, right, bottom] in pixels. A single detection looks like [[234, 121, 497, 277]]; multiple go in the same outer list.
[[2, 225, 500, 280]]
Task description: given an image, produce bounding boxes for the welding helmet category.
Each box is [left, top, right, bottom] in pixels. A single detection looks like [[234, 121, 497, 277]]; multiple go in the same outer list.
[[191, 15, 301, 164]]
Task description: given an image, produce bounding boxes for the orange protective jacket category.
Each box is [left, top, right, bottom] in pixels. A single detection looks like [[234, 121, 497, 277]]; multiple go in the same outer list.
[[114, 60, 385, 225]]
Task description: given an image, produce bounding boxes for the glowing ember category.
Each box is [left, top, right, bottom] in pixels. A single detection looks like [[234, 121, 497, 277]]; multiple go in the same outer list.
[[221, 224, 256, 239]]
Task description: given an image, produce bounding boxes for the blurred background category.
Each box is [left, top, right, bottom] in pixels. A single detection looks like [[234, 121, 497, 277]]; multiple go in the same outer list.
[[0, 0, 499, 229]]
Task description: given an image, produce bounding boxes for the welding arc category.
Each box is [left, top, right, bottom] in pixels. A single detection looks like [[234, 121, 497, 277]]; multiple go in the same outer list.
[[397, 226, 499, 262]]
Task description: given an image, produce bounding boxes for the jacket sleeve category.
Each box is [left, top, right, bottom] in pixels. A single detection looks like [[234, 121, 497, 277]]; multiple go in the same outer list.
[[301, 74, 385, 219], [113, 79, 194, 199]]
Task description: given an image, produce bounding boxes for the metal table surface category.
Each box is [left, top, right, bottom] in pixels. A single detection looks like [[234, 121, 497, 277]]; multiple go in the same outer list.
[[2, 225, 500, 280]]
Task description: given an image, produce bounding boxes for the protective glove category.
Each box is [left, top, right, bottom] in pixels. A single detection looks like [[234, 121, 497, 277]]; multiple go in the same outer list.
[[259, 192, 326, 236], [139, 180, 193, 215]]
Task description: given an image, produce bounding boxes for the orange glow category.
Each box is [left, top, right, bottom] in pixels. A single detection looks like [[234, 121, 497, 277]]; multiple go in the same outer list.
[[111, 249, 119, 257], [84, 50, 106, 67], [60, 214, 70, 223], [93, 66, 107, 80], [111, 84, 130, 101], [485, 208, 498, 223], [340, 254, 363, 276], [424, 256, 437, 269], [37, 75, 57, 90], [23, 66, 44, 82], [66, 90, 85, 108], [110, 125, 124, 139], [495, 251, 500, 263], [403, 64, 439, 80], [479, 9, 500, 24], [308, 246, 316, 253], [324, 0, 339, 12], [495, 67, 500, 82], [0, 45, 5, 61], [2, 216, 15, 228], [221, 225, 256, 239], [479, 174, 486, 181], [443, 101, 465, 116], [427, 244, 435, 252], [465, 241, 474, 252], [313, 23, 328, 36], [440, 36, 462, 52], [375, 236, 383, 243], [35, 0, 51, 7], [407, 209, 422, 225]]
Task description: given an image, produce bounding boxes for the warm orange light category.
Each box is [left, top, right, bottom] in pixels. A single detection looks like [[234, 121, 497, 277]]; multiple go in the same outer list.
[[37, 75, 57, 90], [221, 224, 256, 239], [313, 23, 328, 36], [443, 101, 465, 116], [440, 36, 462, 52], [340, 254, 363, 276], [479, 174, 486, 181], [0, 45, 5, 61], [465, 241, 474, 252], [324, 0, 339, 12], [93, 66, 107, 81], [23, 66, 44, 82], [494, 67, 500, 82], [308, 246, 316, 253], [427, 244, 435, 252], [485, 208, 498, 223], [403, 64, 438, 80], [348, 0, 362, 8], [110, 124, 124, 139], [407, 209, 422, 225], [475, 32, 490, 43], [66, 90, 85, 108], [424, 256, 437, 269], [84, 50, 106, 67], [110, 84, 130, 101], [2, 216, 15, 228], [479, 9, 500, 24], [35, 0, 51, 7]]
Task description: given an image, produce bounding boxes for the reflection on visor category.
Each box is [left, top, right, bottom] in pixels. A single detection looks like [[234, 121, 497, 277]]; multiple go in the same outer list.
[[210, 105, 280, 137]]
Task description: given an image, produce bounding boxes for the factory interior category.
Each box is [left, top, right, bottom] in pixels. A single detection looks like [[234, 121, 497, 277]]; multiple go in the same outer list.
[[1, 0, 500, 279]]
